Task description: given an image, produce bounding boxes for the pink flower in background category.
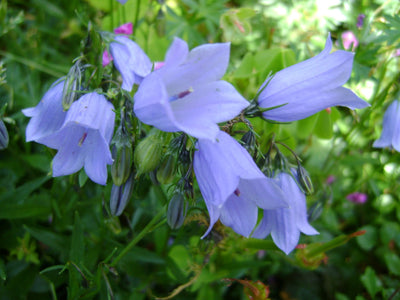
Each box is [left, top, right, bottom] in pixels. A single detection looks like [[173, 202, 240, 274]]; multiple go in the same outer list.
[[326, 175, 336, 185], [102, 23, 134, 68], [102, 50, 113, 67], [394, 49, 400, 57], [342, 31, 359, 51], [346, 192, 367, 204], [114, 23, 133, 35]]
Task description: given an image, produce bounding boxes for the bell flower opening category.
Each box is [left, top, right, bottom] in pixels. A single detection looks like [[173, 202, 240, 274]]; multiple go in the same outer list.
[[252, 170, 319, 255], [134, 38, 249, 141], [194, 131, 287, 238], [38, 93, 115, 185]]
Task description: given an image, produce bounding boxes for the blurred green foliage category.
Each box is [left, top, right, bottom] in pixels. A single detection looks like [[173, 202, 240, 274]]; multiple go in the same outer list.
[[0, 0, 400, 299]]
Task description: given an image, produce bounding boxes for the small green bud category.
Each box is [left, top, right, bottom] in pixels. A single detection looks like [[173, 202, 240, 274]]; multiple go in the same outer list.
[[0, 119, 8, 150], [110, 173, 134, 216], [297, 165, 314, 195], [273, 151, 287, 171], [156, 154, 176, 184], [111, 145, 133, 186], [134, 132, 164, 175], [62, 60, 82, 111], [167, 193, 186, 229]]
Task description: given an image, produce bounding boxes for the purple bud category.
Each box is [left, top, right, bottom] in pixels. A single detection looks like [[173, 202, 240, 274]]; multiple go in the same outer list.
[[326, 175, 336, 185], [0, 119, 9, 150], [357, 14, 366, 29]]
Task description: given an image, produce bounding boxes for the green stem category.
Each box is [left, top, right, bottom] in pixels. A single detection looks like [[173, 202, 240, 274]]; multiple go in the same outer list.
[[110, 207, 165, 267], [133, 0, 141, 35]]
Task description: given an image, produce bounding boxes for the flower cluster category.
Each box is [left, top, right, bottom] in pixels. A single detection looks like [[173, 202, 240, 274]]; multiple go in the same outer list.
[[23, 26, 370, 254]]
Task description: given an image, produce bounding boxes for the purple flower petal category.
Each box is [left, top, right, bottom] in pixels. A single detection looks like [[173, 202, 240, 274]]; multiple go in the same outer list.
[[23, 80, 67, 142], [110, 36, 152, 91], [258, 34, 369, 122], [220, 193, 258, 237], [373, 100, 400, 152], [252, 171, 318, 254], [134, 38, 248, 141], [39, 93, 115, 185], [194, 131, 287, 238]]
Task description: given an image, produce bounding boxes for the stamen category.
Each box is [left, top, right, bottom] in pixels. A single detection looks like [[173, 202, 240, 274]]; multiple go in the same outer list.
[[78, 132, 88, 146], [234, 188, 241, 196]]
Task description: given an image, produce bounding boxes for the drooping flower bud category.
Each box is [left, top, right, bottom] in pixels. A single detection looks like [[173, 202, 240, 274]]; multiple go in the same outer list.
[[0, 119, 9, 150], [167, 193, 186, 229], [134, 131, 164, 175], [156, 154, 177, 184], [111, 127, 133, 186], [241, 131, 256, 154], [62, 60, 82, 111], [110, 173, 134, 216], [297, 165, 314, 195]]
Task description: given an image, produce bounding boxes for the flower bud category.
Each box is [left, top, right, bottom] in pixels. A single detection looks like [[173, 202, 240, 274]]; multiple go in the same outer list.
[[297, 165, 314, 195], [62, 60, 82, 111], [156, 154, 176, 184], [0, 119, 9, 150], [111, 144, 133, 185], [167, 193, 186, 229], [134, 132, 164, 175], [110, 173, 134, 216], [241, 131, 256, 154]]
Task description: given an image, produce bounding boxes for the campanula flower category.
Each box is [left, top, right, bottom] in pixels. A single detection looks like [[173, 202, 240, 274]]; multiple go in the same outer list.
[[23, 80, 67, 142], [252, 170, 318, 254], [134, 38, 249, 141], [109, 36, 152, 91], [194, 131, 287, 237], [38, 93, 115, 185], [346, 192, 367, 204], [257, 34, 369, 122], [116, 0, 128, 4], [373, 100, 400, 151]]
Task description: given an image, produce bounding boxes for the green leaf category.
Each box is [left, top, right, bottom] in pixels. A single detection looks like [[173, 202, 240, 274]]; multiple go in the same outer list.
[[21, 154, 51, 173], [78, 169, 88, 188], [296, 113, 318, 139], [356, 225, 378, 251], [314, 110, 333, 139], [0, 175, 50, 203], [24, 225, 68, 254], [360, 266, 382, 298], [0, 258, 6, 280], [233, 53, 255, 78], [384, 252, 400, 276]]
